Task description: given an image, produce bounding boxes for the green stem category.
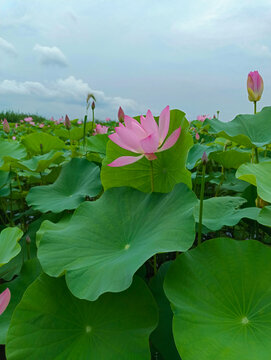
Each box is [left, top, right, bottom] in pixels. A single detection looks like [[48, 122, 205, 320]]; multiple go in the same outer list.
[[83, 114, 88, 147], [254, 101, 257, 115], [91, 109, 95, 135], [9, 166, 14, 226], [27, 242, 31, 260], [198, 163, 206, 245], [254, 147, 259, 163], [150, 161, 154, 192]]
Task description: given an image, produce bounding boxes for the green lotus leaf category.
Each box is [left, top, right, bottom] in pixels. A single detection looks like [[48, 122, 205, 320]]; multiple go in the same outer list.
[[210, 150, 251, 169], [150, 262, 180, 360], [205, 107, 271, 147], [187, 144, 222, 170], [236, 162, 271, 202], [22, 132, 65, 155], [0, 259, 41, 344], [0, 140, 27, 169], [6, 274, 158, 360], [257, 206, 271, 227], [164, 238, 271, 360], [0, 227, 23, 267], [54, 123, 93, 141], [38, 183, 197, 300], [194, 196, 260, 231], [101, 110, 193, 193], [26, 158, 102, 213], [86, 134, 109, 155], [14, 150, 64, 173]]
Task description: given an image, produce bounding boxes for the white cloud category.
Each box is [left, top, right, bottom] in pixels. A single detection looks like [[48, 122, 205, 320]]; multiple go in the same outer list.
[[0, 76, 137, 110], [0, 37, 17, 56], [33, 44, 68, 67]]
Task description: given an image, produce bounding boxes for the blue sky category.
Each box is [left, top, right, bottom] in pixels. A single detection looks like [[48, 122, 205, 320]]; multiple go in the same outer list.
[[0, 0, 271, 121]]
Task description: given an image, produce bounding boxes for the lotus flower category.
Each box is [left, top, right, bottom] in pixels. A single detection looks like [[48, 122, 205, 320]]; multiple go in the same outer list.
[[3, 119, 10, 134], [105, 117, 111, 122], [0, 288, 11, 315], [24, 117, 33, 122], [64, 115, 71, 130], [197, 115, 211, 122], [94, 124, 108, 135], [118, 106, 125, 122], [108, 106, 181, 167], [247, 71, 264, 102]]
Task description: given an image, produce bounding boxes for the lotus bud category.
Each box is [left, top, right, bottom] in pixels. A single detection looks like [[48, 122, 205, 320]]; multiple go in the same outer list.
[[118, 106, 125, 123], [247, 71, 264, 102], [26, 235, 31, 244], [91, 101, 95, 110], [3, 119, 10, 134], [201, 151, 208, 164], [65, 115, 71, 130]]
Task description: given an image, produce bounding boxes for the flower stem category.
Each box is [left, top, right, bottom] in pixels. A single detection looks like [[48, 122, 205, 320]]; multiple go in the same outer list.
[[254, 101, 257, 115], [150, 160, 154, 192], [83, 114, 87, 147], [198, 162, 206, 245], [91, 108, 95, 135]]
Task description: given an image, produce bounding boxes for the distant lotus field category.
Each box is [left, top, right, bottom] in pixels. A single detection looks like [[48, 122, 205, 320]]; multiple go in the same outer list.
[[1, 71, 271, 360]]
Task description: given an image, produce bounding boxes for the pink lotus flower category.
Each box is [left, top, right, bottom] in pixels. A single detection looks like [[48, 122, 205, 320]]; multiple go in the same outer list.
[[39, 123, 45, 128], [105, 117, 111, 122], [30, 121, 35, 126], [197, 115, 211, 122], [0, 288, 10, 315], [247, 71, 264, 102], [3, 119, 10, 134], [108, 106, 181, 167], [77, 120, 82, 125], [50, 117, 55, 122], [94, 124, 108, 135], [15, 123, 18, 128], [12, 136, 16, 140], [118, 106, 124, 122], [64, 115, 71, 130], [24, 117, 33, 122]]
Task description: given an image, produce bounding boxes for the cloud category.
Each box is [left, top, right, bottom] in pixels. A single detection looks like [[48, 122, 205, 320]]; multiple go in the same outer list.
[[33, 44, 68, 67], [0, 37, 17, 56], [0, 76, 137, 110]]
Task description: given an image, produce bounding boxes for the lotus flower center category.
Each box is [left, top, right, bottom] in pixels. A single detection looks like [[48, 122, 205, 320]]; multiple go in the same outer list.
[[241, 317, 249, 325], [86, 325, 92, 333], [124, 244, 130, 250]]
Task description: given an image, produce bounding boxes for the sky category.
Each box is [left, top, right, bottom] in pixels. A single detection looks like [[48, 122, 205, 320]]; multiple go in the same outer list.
[[0, 0, 271, 122]]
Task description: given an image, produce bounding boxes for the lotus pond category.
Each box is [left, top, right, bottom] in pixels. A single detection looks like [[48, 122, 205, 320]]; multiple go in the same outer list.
[[1, 74, 271, 359]]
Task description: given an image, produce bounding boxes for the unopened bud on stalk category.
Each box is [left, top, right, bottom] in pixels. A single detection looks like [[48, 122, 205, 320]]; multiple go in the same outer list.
[[118, 106, 125, 123], [247, 71, 264, 102], [26, 235, 31, 244], [3, 119, 10, 134], [201, 151, 208, 164], [91, 101, 95, 110], [65, 115, 71, 130]]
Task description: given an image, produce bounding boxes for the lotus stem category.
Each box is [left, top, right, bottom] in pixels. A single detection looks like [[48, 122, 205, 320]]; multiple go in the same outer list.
[[198, 162, 206, 245], [83, 115, 87, 147], [150, 161, 154, 193], [91, 108, 95, 135]]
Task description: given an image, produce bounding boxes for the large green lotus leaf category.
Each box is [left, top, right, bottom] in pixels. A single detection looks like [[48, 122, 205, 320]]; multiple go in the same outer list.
[[26, 158, 102, 213], [205, 107, 271, 147], [0, 140, 27, 168], [258, 206, 271, 227], [210, 150, 251, 169], [54, 123, 93, 141], [194, 196, 260, 231], [187, 143, 222, 170], [38, 183, 197, 300], [101, 110, 193, 193], [86, 134, 109, 155], [6, 274, 158, 360], [150, 262, 180, 360], [0, 170, 10, 196], [236, 162, 271, 202], [0, 227, 23, 266], [164, 238, 271, 360], [22, 132, 65, 155], [0, 259, 41, 344], [14, 150, 64, 173]]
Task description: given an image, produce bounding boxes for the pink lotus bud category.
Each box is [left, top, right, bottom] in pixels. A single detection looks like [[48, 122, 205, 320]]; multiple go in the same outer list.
[[3, 119, 10, 134], [91, 101, 95, 110], [12, 136, 16, 140], [118, 106, 125, 122], [26, 235, 31, 244], [65, 115, 71, 130], [195, 132, 200, 140], [105, 117, 111, 122], [94, 124, 108, 135], [0, 288, 11, 315], [247, 71, 264, 102], [201, 151, 208, 164], [15, 123, 18, 128], [50, 117, 54, 121]]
